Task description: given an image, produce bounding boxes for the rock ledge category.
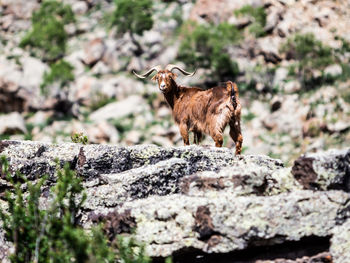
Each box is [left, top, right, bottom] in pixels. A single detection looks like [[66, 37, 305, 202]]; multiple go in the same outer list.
[[0, 140, 349, 263]]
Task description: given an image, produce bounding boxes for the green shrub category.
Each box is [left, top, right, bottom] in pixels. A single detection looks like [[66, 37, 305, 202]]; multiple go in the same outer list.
[[0, 157, 151, 263], [90, 92, 117, 112], [112, 115, 135, 140], [177, 22, 240, 82], [341, 87, 350, 104], [234, 5, 267, 37], [339, 63, 350, 81], [40, 59, 74, 94], [111, 0, 153, 56], [112, 0, 153, 36], [19, 0, 75, 62], [112, 0, 153, 54], [0, 158, 103, 263], [280, 33, 338, 89], [116, 236, 151, 263], [31, 0, 75, 25], [20, 0, 76, 95], [281, 33, 334, 65], [335, 35, 350, 54], [242, 111, 256, 121]]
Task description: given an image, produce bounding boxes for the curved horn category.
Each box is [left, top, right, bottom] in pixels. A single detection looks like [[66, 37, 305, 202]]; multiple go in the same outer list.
[[166, 64, 196, 76], [133, 65, 162, 79]]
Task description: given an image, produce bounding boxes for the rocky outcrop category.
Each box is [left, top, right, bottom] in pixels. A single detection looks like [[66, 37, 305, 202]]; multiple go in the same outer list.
[[0, 140, 350, 262], [331, 219, 350, 263], [292, 148, 350, 191], [0, 0, 349, 166]]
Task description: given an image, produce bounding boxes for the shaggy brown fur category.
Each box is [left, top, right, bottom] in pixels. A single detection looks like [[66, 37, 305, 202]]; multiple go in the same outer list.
[[135, 67, 243, 155]]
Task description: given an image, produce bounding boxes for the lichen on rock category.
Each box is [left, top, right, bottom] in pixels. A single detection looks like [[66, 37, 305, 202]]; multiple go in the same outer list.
[[0, 140, 350, 262]]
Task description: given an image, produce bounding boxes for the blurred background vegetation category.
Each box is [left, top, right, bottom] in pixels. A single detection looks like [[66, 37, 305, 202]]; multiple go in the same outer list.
[[0, 0, 349, 166]]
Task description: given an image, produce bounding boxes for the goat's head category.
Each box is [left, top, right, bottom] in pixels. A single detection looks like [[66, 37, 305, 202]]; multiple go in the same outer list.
[[133, 64, 196, 93]]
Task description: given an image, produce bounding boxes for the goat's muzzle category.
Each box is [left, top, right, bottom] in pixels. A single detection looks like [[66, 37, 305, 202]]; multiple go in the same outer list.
[[159, 83, 166, 92]]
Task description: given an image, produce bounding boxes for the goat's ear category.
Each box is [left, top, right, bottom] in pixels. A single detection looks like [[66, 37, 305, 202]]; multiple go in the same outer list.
[[151, 75, 158, 82], [170, 73, 177, 80]]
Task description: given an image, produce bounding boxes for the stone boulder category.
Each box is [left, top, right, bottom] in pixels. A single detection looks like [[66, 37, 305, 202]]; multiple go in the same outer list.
[[89, 95, 147, 122], [82, 38, 106, 66], [0, 113, 27, 135], [0, 140, 349, 262], [292, 148, 350, 192], [190, 0, 262, 24], [331, 219, 350, 263]]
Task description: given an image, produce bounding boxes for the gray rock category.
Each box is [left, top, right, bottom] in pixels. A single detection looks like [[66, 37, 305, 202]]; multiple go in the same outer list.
[[127, 56, 145, 72], [324, 64, 343, 78], [73, 75, 98, 105], [0, 0, 38, 20], [0, 14, 14, 31], [264, 7, 284, 33], [89, 95, 146, 122], [20, 56, 49, 88], [262, 95, 308, 139], [0, 78, 24, 113], [65, 50, 86, 76], [273, 67, 288, 86], [283, 80, 301, 93], [110, 75, 145, 98], [91, 61, 110, 75], [150, 135, 174, 147], [100, 190, 350, 257], [141, 30, 163, 45], [227, 15, 252, 28], [181, 165, 299, 197], [72, 1, 88, 15], [86, 121, 120, 144], [327, 121, 350, 133], [0, 140, 281, 189], [292, 148, 350, 191], [257, 37, 282, 64], [82, 38, 106, 66], [1, 140, 350, 261], [0, 112, 27, 135], [255, 252, 332, 262], [0, 57, 44, 112], [331, 219, 350, 263], [125, 130, 142, 145], [27, 111, 52, 126], [189, 0, 262, 24]]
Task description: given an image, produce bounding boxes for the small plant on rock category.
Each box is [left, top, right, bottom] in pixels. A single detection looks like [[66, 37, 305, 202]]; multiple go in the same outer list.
[[71, 132, 89, 145]]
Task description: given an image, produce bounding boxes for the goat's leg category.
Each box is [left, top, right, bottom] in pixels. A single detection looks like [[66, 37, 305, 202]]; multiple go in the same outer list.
[[229, 120, 243, 155], [179, 124, 190, 145], [211, 131, 223, 147], [194, 132, 203, 145]]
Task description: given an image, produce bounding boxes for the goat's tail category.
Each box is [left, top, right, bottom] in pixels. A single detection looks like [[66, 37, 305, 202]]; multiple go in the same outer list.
[[226, 81, 239, 109]]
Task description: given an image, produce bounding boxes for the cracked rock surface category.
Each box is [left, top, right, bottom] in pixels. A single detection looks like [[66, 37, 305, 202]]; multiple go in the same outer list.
[[1, 140, 350, 262]]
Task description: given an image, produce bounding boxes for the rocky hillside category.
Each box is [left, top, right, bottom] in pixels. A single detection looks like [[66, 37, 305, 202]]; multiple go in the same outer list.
[[0, 0, 349, 166], [0, 140, 350, 262]]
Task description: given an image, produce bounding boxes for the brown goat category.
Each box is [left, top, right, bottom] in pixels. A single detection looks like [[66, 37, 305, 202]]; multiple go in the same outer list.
[[133, 64, 243, 155]]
